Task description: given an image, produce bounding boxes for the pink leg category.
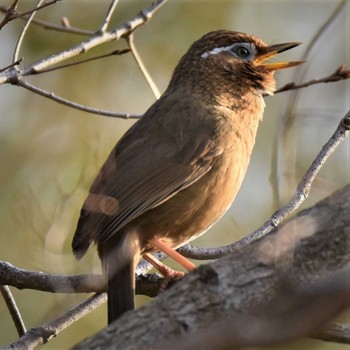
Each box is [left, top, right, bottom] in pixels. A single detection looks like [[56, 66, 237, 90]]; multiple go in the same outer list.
[[150, 237, 196, 271], [143, 253, 185, 279]]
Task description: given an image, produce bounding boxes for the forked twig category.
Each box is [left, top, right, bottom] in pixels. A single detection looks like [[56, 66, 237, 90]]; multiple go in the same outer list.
[[13, 0, 45, 63], [126, 33, 161, 99], [99, 0, 119, 33], [0, 5, 95, 35], [0, 0, 20, 30], [7, 293, 106, 349]]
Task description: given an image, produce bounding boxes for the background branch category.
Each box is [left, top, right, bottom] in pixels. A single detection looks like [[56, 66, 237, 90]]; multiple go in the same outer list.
[[99, 0, 119, 33], [0, 5, 95, 35], [273, 0, 348, 205], [1, 285, 26, 337], [7, 293, 106, 350], [12, 0, 45, 63], [126, 33, 161, 99], [179, 111, 350, 259]]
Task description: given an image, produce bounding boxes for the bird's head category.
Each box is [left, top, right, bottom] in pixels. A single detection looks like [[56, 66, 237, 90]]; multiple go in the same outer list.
[[169, 30, 303, 97]]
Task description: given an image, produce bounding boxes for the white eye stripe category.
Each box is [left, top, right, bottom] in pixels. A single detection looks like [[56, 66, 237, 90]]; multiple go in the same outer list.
[[201, 43, 257, 60], [201, 44, 237, 59]]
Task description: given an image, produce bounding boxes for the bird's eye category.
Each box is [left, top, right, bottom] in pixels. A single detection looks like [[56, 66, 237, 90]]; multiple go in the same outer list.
[[234, 46, 250, 58], [201, 43, 255, 60], [229, 43, 254, 60]]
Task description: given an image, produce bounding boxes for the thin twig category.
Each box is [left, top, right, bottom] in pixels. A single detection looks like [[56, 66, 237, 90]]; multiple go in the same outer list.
[[7, 0, 62, 22], [126, 33, 161, 99], [7, 293, 106, 350], [0, 0, 20, 30], [273, 0, 348, 205], [0, 5, 95, 35], [1, 285, 26, 337], [179, 111, 350, 259], [0, 58, 23, 73], [17, 79, 141, 118], [100, 0, 119, 33], [32, 48, 130, 74], [12, 0, 45, 63], [275, 64, 350, 94]]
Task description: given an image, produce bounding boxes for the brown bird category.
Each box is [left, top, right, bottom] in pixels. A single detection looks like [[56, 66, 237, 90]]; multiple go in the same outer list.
[[72, 30, 303, 324]]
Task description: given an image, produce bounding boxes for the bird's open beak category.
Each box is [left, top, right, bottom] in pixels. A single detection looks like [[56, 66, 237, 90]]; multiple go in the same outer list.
[[255, 42, 304, 70]]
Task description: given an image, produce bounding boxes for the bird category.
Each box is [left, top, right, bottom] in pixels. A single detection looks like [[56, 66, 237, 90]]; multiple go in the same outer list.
[[72, 30, 303, 324]]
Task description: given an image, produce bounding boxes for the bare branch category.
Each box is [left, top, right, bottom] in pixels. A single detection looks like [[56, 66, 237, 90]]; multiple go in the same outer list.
[[273, 0, 348, 205], [275, 64, 350, 94], [1, 285, 26, 337], [4, 0, 62, 23], [179, 110, 350, 259], [0, 0, 20, 30], [33, 48, 131, 74], [0, 260, 105, 293], [16, 79, 141, 119], [313, 323, 350, 344], [0, 58, 23, 73], [0, 260, 164, 297], [0, 0, 167, 86], [126, 33, 161, 99], [0, 5, 95, 35], [13, 0, 46, 63], [7, 293, 106, 350], [99, 0, 119, 33]]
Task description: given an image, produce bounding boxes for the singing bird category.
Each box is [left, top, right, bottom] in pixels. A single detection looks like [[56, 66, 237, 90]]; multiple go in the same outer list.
[[72, 30, 302, 324]]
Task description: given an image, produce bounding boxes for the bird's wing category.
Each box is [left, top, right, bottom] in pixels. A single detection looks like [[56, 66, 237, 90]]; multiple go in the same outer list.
[[72, 102, 223, 258]]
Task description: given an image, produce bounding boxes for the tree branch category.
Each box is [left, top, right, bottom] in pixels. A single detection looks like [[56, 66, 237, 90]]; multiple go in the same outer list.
[[16, 79, 141, 119], [99, 0, 119, 33], [0, 5, 95, 35], [179, 110, 350, 259], [7, 293, 106, 350], [275, 64, 350, 94], [0, 0, 168, 83], [0, 260, 165, 297], [12, 0, 46, 63], [125, 33, 161, 99], [72, 182, 350, 349], [1, 285, 26, 337]]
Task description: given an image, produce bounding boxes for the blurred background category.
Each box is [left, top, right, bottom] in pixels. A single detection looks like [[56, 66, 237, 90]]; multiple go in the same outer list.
[[0, 0, 349, 348]]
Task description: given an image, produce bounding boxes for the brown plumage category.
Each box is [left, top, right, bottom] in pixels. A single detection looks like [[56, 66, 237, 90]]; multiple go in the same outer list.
[[72, 30, 302, 324]]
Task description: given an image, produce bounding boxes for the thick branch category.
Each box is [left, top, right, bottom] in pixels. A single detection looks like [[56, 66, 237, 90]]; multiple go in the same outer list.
[[0, 260, 164, 297], [72, 183, 350, 349]]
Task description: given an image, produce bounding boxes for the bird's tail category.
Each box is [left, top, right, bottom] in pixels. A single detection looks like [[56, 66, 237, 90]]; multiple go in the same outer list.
[[107, 258, 135, 324], [99, 228, 141, 324]]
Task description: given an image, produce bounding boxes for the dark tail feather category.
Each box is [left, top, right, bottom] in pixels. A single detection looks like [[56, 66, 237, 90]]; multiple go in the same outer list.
[[107, 259, 135, 324], [99, 228, 141, 324]]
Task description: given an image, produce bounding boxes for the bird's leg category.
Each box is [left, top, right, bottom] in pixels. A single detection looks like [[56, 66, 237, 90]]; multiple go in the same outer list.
[[150, 237, 196, 271], [143, 253, 185, 279], [143, 253, 184, 293], [143, 238, 196, 293]]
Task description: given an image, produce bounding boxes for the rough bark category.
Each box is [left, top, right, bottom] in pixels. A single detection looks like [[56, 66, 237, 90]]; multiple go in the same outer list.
[[73, 183, 350, 349]]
